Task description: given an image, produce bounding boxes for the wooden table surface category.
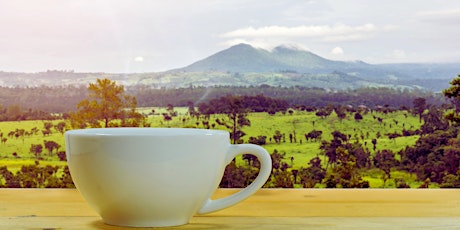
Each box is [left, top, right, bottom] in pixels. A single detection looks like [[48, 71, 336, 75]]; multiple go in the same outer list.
[[1, 189, 459, 229]]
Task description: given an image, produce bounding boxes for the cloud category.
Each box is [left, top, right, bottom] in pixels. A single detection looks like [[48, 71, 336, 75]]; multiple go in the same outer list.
[[134, 56, 144, 62], [220, 38, 304, 51], [220, 38, 265, 49], [390, 49, 407, 59], [416, 9, 460, 24], [220, 23, 378, 42], [331, 47, 344, 55]]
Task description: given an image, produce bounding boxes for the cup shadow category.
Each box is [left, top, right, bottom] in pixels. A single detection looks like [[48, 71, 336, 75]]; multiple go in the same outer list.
[[90, 220, 229, 229]]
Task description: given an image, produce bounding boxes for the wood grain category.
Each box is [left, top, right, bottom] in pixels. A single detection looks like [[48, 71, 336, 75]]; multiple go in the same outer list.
[[1, 189, 459, 229]]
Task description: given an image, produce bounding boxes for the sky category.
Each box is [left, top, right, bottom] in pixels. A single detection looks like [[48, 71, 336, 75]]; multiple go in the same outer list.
[[1, 0, 460, 73]]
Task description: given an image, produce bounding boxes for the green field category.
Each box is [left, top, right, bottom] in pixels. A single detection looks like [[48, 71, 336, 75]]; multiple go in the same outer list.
[[143, 108, 421, 168], [0, 107, 424, 187]]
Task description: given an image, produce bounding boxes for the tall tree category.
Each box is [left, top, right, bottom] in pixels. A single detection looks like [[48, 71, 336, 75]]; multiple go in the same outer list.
[[421, 105, 449, 134], [298, 157, 326, 188], [69, 78, 142, 128], [30, 144, 43, 159], [412, 97, 427, 123], [320, 130, 348, 170], [373, 149, 397, 187], [199, 95, 251, 144], [443, 74, 460, 123], [44, 140, 61, 156]]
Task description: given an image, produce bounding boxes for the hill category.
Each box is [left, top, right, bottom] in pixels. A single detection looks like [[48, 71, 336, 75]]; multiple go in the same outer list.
[[181, 43, 370, 73], [176, 43, 457, 91], [0, 44, 458, 91]]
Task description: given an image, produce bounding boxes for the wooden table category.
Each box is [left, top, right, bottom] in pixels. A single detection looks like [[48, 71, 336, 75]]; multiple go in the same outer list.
[[1, 189, 459, 229]]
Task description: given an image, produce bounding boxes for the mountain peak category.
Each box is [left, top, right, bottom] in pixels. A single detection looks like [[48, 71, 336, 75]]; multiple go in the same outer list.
[[272, 44, 309, 52], [181, 43, 367, 73], [182, 43, 278, 72], [230, 43, 255, 49]]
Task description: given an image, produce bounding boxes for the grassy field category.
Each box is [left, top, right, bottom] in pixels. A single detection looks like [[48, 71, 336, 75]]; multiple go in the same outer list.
[[131, 107, 424, 188], [0, 107, 424, 187], [0, 120, 67, 172], [244, 110, 420, 164]]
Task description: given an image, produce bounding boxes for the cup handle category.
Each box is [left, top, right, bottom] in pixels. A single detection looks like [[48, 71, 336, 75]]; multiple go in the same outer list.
[[197, 144, 272, 214]]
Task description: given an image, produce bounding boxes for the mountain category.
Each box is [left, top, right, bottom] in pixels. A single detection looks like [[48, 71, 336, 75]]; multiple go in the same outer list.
[[173, 43, 458, 91], [0, 43, 458, 91], [179, 43, 456, 81], [181, 44, 278, 72], [181, 43, 370, 73]]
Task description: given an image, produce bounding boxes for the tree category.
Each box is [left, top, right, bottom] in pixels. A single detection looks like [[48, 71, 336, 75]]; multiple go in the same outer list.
[[55, 121, 67, 135], [315, 105, 333, 119], [271, 169, 294, 188], [305, 130, 322, 142], [349, 142, 370, 169], [298, 157, 326, 188], [248, 136, 267, 145], [69, 78, 143, 128], [324, 147, 369, 188], [412, 97, 427, 123], [44, 140, 61, 156], [371, 138, 377, 152], [199, 95, 251, 144], [270, 149, 286, 170], [273, 130, 283, 144], [30, 144, 43, 159], [320, 130, 348, 170], [373, 149, 397, 187], [6, 105, 22, 121], [334, 106, 347, 122], [166, 104, 177, 117], [0, 163, 75, 188], [43, 122, 53, 131], [440, 171, 460, 188], [421, 105, 449, 134], [266, 150, 293, 188], [399, 127, 459, 184], [354, 112, 363, 122], [219, 161, 259, 188], [443, 75, 460, 123], [187, 101, 198, 117]]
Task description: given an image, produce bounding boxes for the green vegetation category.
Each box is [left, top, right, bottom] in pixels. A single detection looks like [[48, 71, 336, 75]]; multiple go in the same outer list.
[[0, 107, 423, 188], [68, 78, 146, 128], [0, 84, 444, 113], [2, 76, 460, 188]]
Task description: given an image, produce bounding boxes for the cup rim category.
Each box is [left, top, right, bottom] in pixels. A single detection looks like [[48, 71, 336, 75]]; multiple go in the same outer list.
[[65, 127, 229, 137]]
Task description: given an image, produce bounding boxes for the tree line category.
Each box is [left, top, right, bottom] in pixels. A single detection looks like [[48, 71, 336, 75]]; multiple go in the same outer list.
[[0, 85, 86, 113], [0, 161, 73, 188], [0, 105, 57, 121], [130, 84, 445, 109], [0, 84, 445, 114]]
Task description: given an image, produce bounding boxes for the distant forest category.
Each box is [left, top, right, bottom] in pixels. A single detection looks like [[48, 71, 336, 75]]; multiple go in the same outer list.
[[0, 84, 447, 118], [130, 85, 445, 109]]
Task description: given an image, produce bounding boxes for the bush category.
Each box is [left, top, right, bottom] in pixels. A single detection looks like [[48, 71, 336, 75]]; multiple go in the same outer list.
[[248, 136, 267, 145], [0, 163, 74, 188]]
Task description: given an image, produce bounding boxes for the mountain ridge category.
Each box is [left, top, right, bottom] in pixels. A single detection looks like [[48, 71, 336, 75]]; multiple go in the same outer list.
[[0, 43, 458, 92], [180, 43, 371, 73], [179, 43, 458, 81]]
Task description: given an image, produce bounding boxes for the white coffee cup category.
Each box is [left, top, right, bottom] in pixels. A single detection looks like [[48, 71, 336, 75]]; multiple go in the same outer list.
[[65, 128, 272, 227]]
